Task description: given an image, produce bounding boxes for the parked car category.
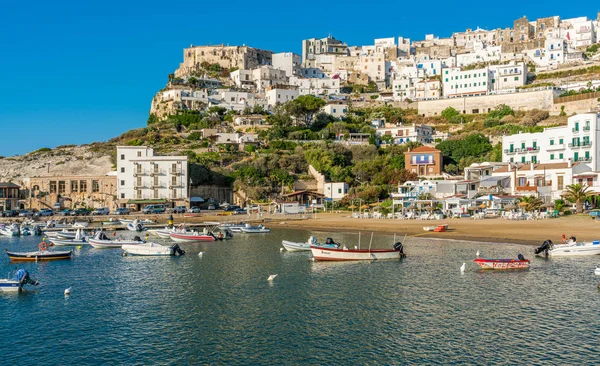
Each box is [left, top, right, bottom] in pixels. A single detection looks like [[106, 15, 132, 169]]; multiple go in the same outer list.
[[224, 205, 241, 212], [114, 207, 130, 215], [57, 209, 72, 216], [71, 208, 91, 216], [207, 204, 216, 210], [2, 210, 19, 217], [173, 205, 187, 214], [234, 208, 247, 215], [142, 204, 166, 214], [53, 202, 62, 210], [92, 207, 110, 215], [18, 210, 33, 217], [38, 209, 54, 217], [188, 207, 201, 213]]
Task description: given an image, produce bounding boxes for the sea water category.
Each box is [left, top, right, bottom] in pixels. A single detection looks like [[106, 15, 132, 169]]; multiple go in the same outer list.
[[1, 229, 599, 364]]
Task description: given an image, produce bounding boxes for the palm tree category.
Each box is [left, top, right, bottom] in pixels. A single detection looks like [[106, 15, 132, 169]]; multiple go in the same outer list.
[[563, 183, 595, 213], [518, 195, 543, 212]]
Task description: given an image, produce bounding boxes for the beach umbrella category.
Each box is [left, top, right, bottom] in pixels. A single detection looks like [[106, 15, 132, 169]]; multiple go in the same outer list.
[[518, 201, 528, 207], [369, 202, 381, 207], [479, 203, 487, 209], [360, 204, 370, 210], [348, 205, 358, 209], [504, 204, 516, 210]]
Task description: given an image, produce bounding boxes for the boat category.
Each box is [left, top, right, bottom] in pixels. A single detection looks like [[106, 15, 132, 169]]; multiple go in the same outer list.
[[88, 231, 144, 249], [218, 223, 247, 233], [0, 224, 21, 236], [45, 220, 71, 229], [55, 229, 79, 239], [126, 219, 145, 232], [423, 224, 449, 232], [20, 227, 32, 236], [473, 254, 530, 270], [72, 221, 89, 228], [282, 236, 340, 252], [122, 242, 186, 256], [148, 224, 192, 239], [6, 241, 73, 261], [48, 229, 89, 246], [0, 269, 39, 292], [311, 241, 405, 261], [120, 218, 155, 225], [535, 237, 600, 257], [240, 224, 270, 233], [169, 229, 217, 243], [100, 219, 122, 227]]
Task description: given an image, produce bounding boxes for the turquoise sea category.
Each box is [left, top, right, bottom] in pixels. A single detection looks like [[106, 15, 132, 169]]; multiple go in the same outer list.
[[1, 229, 599, 365]]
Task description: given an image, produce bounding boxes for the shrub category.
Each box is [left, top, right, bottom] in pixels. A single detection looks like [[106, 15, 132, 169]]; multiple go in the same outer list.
[[520, 117, 536, 127], [483, 117, 501, 128], [187, 132, 202, 141], [488, 104, 514, 120], [244, 145, 256, 153], [500, 115, 516, 124], [528, 109, 549, 123], [441, 106, 460, 121]]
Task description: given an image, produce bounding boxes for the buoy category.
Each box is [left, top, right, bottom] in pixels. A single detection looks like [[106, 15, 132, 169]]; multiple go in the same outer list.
[[77, 246, 82, 250], [267, 274, 277, 281], [198, 252, 204, 257], [280, 248, 284, 252], [460, 263, 466, 274], [64, 287, 71, 296], [122, 251, 127, 257], [476, 250, 480, 257]]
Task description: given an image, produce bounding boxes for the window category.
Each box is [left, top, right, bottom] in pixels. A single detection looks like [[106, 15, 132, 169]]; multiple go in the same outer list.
[[519, 177, 526, 186], [121, 167, 125, 173], [71, 180, 78, 193], [120, 180, 125, 186], [574, 152, 579, 161], [137, 151, 141, 157], [559, 138, 563, 144], [154, 189, 159, 199], [521, 156, 526, 163], [550, 154, 554, 160], [532, 156, 537, 163], [521, 142, 525, 149], [120, 193, 125, 199], [80, 180, 87, 192], [557, 175, 564, 190], [92, 180, 100, 193], [559, 153, 563, 159], [154, 176, 159, 186], [338, 188, 342, 194], [514, 76, 519, 81], [58, 181, 66, 194], [550, 139, 554, 145]]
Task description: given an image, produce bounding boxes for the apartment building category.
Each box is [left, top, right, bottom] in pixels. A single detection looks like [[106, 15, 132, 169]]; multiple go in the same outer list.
[[301, 36, 348, 63], [442, 66, 491, 97], [116, 146, 188, 208], [377, 124, 435, 144]]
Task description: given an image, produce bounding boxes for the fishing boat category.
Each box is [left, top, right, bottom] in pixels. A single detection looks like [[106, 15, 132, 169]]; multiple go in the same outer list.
[[170, 229, 217, 243], [126, 219, 145, 232], [311, 241, 405, 261], [282, 237, 340, 252], [473, 255, 530, 270], [48, 229, 89, 246], [0, 224, 21, 237], [122, 242, 185, 256], [240, 224, 270, 233], [6, 241, 73, 261], [535, 237, 600, 257], [0, 269, 39, 292], [88, 231, 144, 249]]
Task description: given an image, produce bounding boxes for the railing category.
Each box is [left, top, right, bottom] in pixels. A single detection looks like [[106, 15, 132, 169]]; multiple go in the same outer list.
[[572, 128, 579, 133], [133, 170, 145, 176], [582, 141, 592, 147], [583, 126, 591, 131], [134, 184, 145, 189], [504, 149, 515, 154], [577, 157, 592, 162], [170, 169, 182, 175], [568, 143, 579, 148], [169, 184, 184, 189]]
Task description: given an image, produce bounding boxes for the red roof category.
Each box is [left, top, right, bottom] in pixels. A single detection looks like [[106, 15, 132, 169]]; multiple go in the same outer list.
[[407, 146, 440, 153]]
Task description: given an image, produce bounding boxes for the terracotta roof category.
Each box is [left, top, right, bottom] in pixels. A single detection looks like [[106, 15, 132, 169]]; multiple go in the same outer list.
[[406, 146, 440, 153], [493, 162, 579, 173]]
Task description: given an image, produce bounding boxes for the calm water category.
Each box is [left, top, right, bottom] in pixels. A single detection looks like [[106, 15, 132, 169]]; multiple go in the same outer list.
[[1, 228, 599, 365]]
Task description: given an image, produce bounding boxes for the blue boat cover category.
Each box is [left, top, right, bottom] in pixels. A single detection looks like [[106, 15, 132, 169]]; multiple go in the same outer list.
[[13, 269, 29, 282]]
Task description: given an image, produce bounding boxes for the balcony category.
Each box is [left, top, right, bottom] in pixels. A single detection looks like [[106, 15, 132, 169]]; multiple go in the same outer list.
[[583, 126, 591, 131], [547, 144, 565, 151], [577, 157, 592, 162], [169, 184, 184, 189], [582, 141, 593, 147], [572, 128, 579, 133], [134, 184, 145, 189], [151, 184, 163, 188], [568, 143, 580, 148], [504, 149, 516, 154], [133, 171, 145, 177], [150, 170, 162, 176], [169, 169, 182, 175]]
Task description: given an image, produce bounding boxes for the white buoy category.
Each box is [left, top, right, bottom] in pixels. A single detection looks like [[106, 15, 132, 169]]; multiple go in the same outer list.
[[198, 252, 204, 257], [64, 287, 71, 296], [280, 248, 284, 252], [595, 267, 600, 276], [354, 246, 358, 250], [460, 263, 466, 274], [267, 274, 277, 281], [476, 250, 480, 257]]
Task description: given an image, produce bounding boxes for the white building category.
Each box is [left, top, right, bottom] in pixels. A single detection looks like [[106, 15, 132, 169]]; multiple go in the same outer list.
[[266, 87, 299, 108], [289, 76, 340, 95], [376, 124, 435, 144], [116, 146, 188, 207], [252, 66, 288, 91], [272, 52, 301, 77], [501, 113, 600, 171], [489, 62, 527, 92], [322, 103, 348, 119], [324, 182, 348, 201], [442, 66, 491, 97], [356, 52, 386, 83], [220, 91, 255, 105], [230, 69, 255, 89]]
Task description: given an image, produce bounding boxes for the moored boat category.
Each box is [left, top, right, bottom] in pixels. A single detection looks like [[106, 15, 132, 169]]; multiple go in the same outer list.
[[88, 231, 144, 249], [311, 241, 405, 261], [240, 224, 270, 233], [122, 242, 185, 256], [0, 269, 39, 292], [473, 255, 530, 270], [0, 224, 21, 237], [6, 248, 73, 262], [169, 231, 217, 243], [126, 219, 145, 232], [48, 229, 88, 246], [535, 238, 600, 257], [282, 237, 340, 252]]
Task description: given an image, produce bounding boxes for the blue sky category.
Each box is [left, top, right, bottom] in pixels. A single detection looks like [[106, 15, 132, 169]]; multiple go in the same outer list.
[[1, 0, 598, 156]]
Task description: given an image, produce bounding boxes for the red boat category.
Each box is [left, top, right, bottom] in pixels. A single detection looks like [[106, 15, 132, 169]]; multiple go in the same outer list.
[[474, 255, 530, 270]]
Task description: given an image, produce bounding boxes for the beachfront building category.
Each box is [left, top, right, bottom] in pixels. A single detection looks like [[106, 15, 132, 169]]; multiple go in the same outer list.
[[501, 113, 600, 171], [404, 146, 443, 177], [26, 175, 118, 211], [323, 182, 348, 201], [377, 124, 434, 145], [0, 182, 21, 211], [116, 146, 188, 209]]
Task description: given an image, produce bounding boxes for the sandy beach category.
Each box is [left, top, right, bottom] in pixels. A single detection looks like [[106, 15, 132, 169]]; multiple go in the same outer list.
[[247, 212, 598, 246]]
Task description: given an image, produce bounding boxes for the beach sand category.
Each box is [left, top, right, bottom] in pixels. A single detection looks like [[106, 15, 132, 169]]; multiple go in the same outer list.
[[247, 212, 597, 246]]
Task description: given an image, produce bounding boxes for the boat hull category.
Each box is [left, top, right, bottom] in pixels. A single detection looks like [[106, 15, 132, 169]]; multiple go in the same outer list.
[[6, 250, 72, 262], [474, 258, 530, 270], [548, 243, 600, 256], [0, 280, 21, 292], [170, 233, 216, 242], [88, 239, 143, 249], [310, 246, 402, 261], [49, 238, 88, 246], [122, 243, 173, 256], [282, 240, 310, 251]]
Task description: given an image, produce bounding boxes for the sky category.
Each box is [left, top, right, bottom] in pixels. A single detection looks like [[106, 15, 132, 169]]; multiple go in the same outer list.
[[0, 0, 598, 157]]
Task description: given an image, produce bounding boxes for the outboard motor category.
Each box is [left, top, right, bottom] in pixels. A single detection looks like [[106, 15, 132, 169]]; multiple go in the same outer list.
[[172, 243, 185, 256], [99, 232, 109, 240], [393, 242, 407, 258], [534, 240, 553, 255], [325, 238, 335, 245], [517, 254, 526, 261], [133, 235, 142, 242], [33, 225, 43, 236], [14, 269, 39, 287], [569, 236, 577, 243]]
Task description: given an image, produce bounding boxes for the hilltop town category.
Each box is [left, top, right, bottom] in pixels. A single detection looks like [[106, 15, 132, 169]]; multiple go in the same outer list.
[[2, 13, 600, 215]]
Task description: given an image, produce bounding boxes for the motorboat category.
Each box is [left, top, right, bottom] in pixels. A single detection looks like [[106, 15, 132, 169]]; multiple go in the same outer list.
[[218, 223, 247, 233], [49, 229, 88, 246], [0, 269, 39, 292], [127, 219, 145, 232], [423, 224, 449, 232], [170, 229, 217, 243], [0, 224, 21, 237], [282, 236, 340, 252], [535, 237, 600, 257], [122, 242, 185, 256], [310, 241, 405, 261], [240, 224, 270, 233], [20, 227, 32, 236], [473, 254, 530, 270], [72, 221, 89, 228], [120, 218, 155, 225], [45, 220, 71, 229], [148, 224, 191, 239], [55, 229, 79, 239], [88, 231, 144, 249]]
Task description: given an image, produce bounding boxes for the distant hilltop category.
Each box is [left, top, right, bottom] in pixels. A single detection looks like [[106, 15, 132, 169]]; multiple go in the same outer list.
[[175, 45, 273, 78]]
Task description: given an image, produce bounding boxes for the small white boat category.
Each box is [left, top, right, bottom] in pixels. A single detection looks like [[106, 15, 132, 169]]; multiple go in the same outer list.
[[20, 227, 32, 236], [310, 242, 405, 261], [0, 269, 39, 292], [126, 219, 145, 232], [282, 237, 340, 252], [120, 218, 155, 225], [0, 224, 21, 237], [423, 224, 449, 232], [45, 220, 71, 229], [535, 238, 600, 257], [240, 224, 270, 233], [55, 229, 79, 239], [148, 225, 190, 239], [49, 229, 89, 246], [122, 242, 185, 256], [88, 231, 144, 249], [218, 223, 247, 233], [72, 221, 89, 228]]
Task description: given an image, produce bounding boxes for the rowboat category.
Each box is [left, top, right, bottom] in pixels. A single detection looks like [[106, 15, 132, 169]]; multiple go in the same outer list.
[[473, 256, 530, 270], [282, 237, 340, 252], [0, 269, 39, 292], [6, 249, 73, 262], [169, 231, 216, 242], [88, 231, 144, 249], [240, 224, 270, 233], [310, 242, 405, 261], [122, 242, 185, 256], [534, 238, 600, 257]]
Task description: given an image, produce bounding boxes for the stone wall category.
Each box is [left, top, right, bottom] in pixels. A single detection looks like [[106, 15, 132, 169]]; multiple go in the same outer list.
[[308, 165, 326, 194], [175, 45, 273, 77]]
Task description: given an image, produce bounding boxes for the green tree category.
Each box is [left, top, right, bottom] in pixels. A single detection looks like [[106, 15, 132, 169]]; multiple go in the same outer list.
[[563, 183, 595, 213], [518, 195, 543, 212], [285, 95, 326, 126], [441, 106, 459, 121]]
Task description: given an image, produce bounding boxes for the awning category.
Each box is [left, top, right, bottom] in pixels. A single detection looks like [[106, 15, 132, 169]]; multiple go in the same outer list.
[[574, 172, 598, 178], [190, 197, 205, 203], [479, 176, 506, 188], [127, 199, 167, 204]]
